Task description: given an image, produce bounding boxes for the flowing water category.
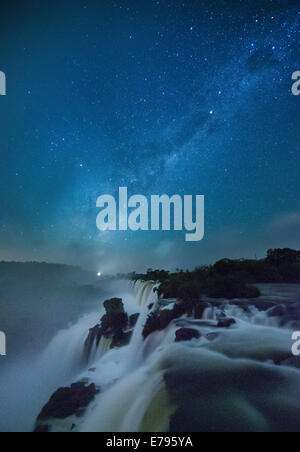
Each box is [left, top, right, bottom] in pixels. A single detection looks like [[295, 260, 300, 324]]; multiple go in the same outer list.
[[2, 281, 300, 432]]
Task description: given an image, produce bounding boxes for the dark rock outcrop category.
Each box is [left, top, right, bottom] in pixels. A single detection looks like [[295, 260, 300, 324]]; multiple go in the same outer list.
[[129, 313, 140, 328], [84, 298, 131, 360], [175, 328, 201, 342], [103, 297, 124, 314], [143, 312, 161, 339], [142, 300, 212, 339], [111, 330, 132, 348], [194, 302, 212, 319], [37, 382, 99, 421], [217, 318, 236, 328], [101, 298, 128, 336], [142, 303, 188, 339]]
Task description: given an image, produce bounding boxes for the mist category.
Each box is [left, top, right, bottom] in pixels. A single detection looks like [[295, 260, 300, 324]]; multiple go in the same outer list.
[[0, 262, 129, 432]]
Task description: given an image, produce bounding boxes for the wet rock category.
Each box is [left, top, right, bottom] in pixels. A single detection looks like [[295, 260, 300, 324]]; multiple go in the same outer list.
[[84, 298, 130, 359], [100, 311, 128, 336], [160, 309, 176, 329], [37, 382, 99, 421], [101, 298, 128, 335], [173, 302, 191, 318], [111, 330, 132, 348], [217, 318, 236, 328], [129, 313, 140, 328], [194, 302, 212, 319], [143, 304, 186, 339], [143, 312, 161, 339], [175, 328, 201, 342], [104, 297, 124, 314]]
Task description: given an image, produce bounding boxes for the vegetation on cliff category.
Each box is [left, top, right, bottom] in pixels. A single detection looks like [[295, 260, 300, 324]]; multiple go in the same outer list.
[[134, 249, 300, 302]]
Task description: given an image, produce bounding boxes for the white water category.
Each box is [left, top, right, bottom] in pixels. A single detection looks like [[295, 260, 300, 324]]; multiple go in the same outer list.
[[3, 281, 300, 432]]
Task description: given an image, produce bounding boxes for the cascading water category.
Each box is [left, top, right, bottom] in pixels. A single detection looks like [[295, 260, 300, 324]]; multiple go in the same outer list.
[[34, 279, 171, 433], [123, 281, 159, 370], [15, 281, 300, 432]]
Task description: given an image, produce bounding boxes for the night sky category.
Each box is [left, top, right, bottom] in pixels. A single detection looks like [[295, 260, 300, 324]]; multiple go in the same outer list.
[[0, 0, 299, 273]]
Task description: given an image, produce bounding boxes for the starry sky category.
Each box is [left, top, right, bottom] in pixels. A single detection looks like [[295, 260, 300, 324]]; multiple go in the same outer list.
[[0, 0, 299, 273]]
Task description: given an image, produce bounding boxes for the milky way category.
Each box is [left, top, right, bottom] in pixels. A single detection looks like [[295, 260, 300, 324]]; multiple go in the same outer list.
[[0, 0, 299, 271]]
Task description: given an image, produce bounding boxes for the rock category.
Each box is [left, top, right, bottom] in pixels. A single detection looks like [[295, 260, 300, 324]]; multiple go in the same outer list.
[[111, 330, 132, 348], [101, 298, 128, 336], [217, 318, 236, 328], [37, 382, 99, 421], [194, 302, 212, 319], [175, 328, 201, 342], [129, 313, 140, 328], [100, 312, 128, 336], [143, 312, 161, 339], [101, 298, 128, 337], [160, 309, 176, 329], [84, 298, 130, 359], [103, 297, 124, 314], [143, 305, 185, 339]]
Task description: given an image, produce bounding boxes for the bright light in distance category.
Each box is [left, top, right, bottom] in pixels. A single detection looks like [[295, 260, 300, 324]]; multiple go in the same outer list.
[[97, 272, 102, 277]]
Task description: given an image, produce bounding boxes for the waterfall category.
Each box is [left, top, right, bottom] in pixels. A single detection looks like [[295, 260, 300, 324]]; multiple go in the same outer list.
[[93, 336, 113, 362], [28, 281, 300, 433], [134, 280, 158, 307], [123, 280, 159, 369]]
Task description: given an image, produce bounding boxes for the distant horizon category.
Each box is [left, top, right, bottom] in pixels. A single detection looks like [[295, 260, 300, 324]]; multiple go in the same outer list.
[[1, 245, 299, 276]]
